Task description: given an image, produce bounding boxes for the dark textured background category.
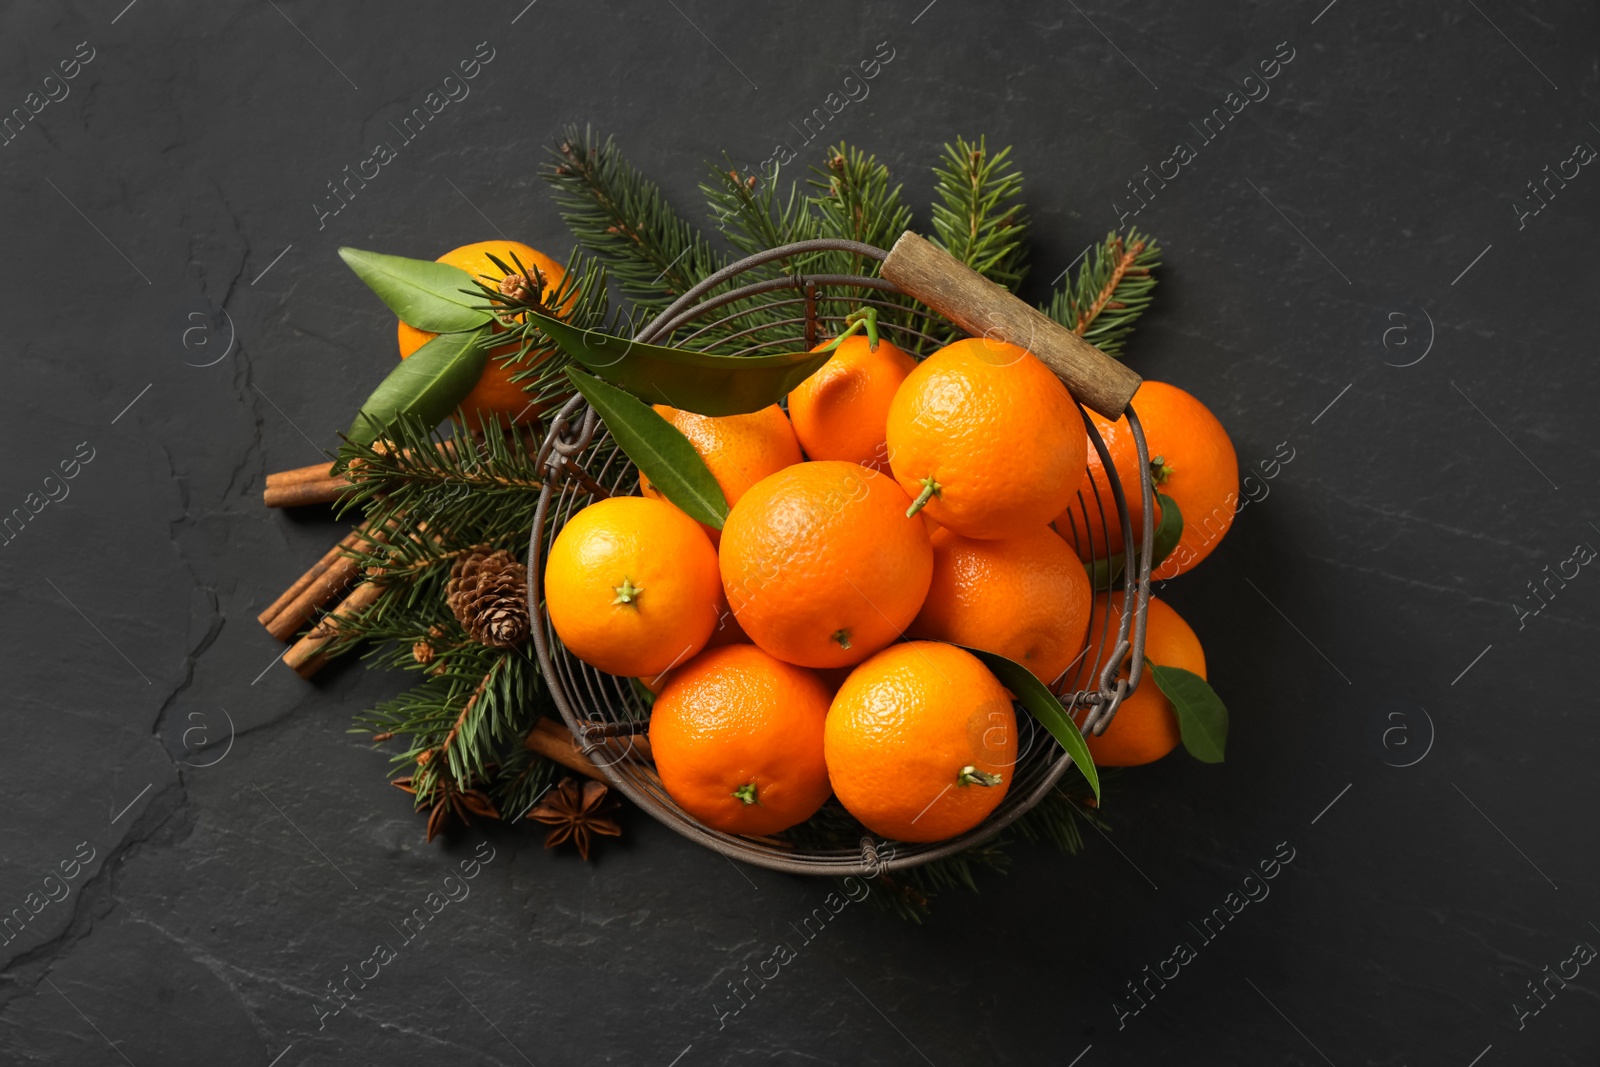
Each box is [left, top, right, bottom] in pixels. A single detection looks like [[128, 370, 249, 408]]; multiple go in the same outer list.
[[1, 1, 1597, 1064]]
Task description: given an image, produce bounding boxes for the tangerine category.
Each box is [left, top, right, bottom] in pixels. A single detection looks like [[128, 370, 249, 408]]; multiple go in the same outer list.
[[1132, 381, 1238, 580], [885, 338, 1086, 538], [909, 525, 1092, 685], [1055, 408, 1163, 563], [648, 644, 833, 835], [787, 334, 917, 471], [825, 641, 1016, 842], [544, 496, 721, 678], [639, 404, 802, 542], [718, 461, 933, 668], [1075, 594, 1206, 766], [396, 240, 567, 426]]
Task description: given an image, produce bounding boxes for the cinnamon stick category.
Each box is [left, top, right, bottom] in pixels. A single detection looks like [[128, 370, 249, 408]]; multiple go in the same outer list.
[[256, 528, 365, 627], [283, 580, 385, 678], [265, 462, 338, 489], [263, 476, 353, 508], [524, 717, 651, 781], [262, 523, 382, 642]]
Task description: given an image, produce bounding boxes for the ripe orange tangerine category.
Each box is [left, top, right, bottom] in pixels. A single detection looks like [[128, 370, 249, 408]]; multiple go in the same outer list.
[[396, 240, 567, 427], [649, 644, 833, 835], [825, 641, 1016, 842], [885, 338, 1086, 539], [787, 333, 917, 471], [544, 496, 721, 678], [718, 461, 933, 668], [1133, 381, 1238, 580], [1073, 594, 1206, 766], [909, 525, 1092, 686], [1055, 408, 1163, 563], [638, 404, 802, 543]]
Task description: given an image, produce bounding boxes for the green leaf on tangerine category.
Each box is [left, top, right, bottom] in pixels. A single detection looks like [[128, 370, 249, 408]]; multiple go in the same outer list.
[[1148, 662, 1227, 763], [565, 367, 728, 530], [1149, 491, 1184, 571], [962, 646, 1100, 804], [527, 306, 830, 417], [338, 247, 493, 333], [345, 328, 491, 448], [1087, 492, 1184, 592]]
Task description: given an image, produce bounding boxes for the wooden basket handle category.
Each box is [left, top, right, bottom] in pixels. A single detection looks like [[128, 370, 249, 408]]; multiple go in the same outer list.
[[880, 231, 1142, 417]]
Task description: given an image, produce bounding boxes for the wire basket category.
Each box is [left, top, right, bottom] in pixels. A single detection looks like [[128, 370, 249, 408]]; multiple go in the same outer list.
[[526, 235, 1155, 876]]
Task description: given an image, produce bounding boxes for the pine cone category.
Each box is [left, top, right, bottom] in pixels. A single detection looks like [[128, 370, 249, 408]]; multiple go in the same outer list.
[[447, 549, 530, 648]]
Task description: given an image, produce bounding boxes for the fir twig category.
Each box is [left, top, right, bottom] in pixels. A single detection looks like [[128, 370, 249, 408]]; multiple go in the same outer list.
[[929, 136, 1030, 291], [701, 154, 822, 266], [1042, 228, 1161, 358], [544, 124, 725, 314], [809, 143, 914, 263], [807, 143, 924, 348]]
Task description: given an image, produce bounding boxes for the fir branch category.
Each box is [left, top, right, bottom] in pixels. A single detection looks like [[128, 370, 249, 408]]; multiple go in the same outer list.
[[701, 155, 822, 266], [929, 136, 1030, 291], [441, 655, 505, 783], [1042, 228, 1161, 358], [501, 248, 616, 414], [807, 143, 925, 347], [333, 415, 547, 605], [491, 742, 561, 822], [1009, 782, 1105, 854], [808, 143, 914, 259], [544, 124, 725, 313], [355, 643, 541, 789]]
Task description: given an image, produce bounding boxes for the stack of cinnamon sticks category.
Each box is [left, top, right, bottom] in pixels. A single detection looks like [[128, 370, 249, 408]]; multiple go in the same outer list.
[[257, 522, 386, 678], [262, 461, 353, 509]]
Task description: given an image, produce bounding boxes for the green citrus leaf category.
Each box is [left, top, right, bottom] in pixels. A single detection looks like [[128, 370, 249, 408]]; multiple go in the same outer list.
[[565, 367, 729, 529], [1087, 492, 1184, 592], [1148, 662, 1227, 763], [527, 307, 830, 417], [962, 647, 1100, 804], [1148, 491, 1184, 571], [338, 247, 493, 332], [346, 328, 491, 448]]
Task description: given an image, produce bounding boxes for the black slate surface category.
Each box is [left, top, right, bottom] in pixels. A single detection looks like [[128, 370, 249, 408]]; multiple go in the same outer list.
[[2, 1, 1598, 1064]]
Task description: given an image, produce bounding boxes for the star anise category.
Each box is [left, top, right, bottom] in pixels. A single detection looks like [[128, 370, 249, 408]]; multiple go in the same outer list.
[[393, 765, 500, 843], [528, 777, 622, 861]]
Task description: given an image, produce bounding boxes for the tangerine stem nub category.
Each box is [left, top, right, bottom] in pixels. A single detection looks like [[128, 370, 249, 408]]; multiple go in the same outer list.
[[958, 765, 1003, 787], [612, 576, 643, 608], [1149, 456, 1174, 485], [905, 477, 941, 518], [819, 307, 881, 353], [732, 782, 760, 805], [831, 629, 852, 650]]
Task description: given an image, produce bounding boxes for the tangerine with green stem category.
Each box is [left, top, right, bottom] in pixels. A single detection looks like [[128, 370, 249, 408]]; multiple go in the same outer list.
[[718, 460, 933, 668], [648, 644, 833, 835], [544, 496, 721, 678], [885, 338, 1086, 539], [787, 310, 916, 472], [1132, 381, 1238, 579], [825, 641, 1016, 842]]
